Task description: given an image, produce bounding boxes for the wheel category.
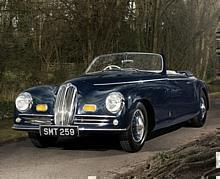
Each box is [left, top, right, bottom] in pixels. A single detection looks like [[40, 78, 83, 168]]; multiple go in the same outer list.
[[189, 91, 207, 127], [119, 102, 148, 152], [28, 132, 58, 148]]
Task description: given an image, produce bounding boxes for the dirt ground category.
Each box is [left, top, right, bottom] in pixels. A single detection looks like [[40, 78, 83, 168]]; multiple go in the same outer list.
[[117, 131, 220, 179]]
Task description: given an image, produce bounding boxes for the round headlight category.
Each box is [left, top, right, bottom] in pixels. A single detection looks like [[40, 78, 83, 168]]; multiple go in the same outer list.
[[15, 92, 33, 112], [105, 92, 124, 114]]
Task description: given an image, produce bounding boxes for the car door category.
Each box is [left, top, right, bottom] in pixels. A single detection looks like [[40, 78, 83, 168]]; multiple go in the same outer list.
[[168, 76, 197, 120], [152, 78, 172, 128], [139, 77, 172, 130]]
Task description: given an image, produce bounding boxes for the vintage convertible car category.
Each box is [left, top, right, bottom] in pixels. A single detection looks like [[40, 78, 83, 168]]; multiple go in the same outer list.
[[13, 52, 209, 152]]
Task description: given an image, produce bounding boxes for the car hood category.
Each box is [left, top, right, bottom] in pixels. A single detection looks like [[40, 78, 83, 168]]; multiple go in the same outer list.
[[66, 71, 163, 87], [21, 71, 162, 116]]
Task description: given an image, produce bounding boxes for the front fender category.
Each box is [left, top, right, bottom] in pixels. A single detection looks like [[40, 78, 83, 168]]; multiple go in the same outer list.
[[14, 85, 58, 121]]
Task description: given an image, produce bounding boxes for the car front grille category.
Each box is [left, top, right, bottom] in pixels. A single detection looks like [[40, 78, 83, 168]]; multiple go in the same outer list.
[[73, 115, 115, 125], [54, 83, 77, 125], [23, 117, 52, 125], [73, 118, 110, 125]]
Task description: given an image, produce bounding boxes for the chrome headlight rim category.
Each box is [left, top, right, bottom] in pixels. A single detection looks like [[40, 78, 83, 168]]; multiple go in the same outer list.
[[105, 92, 124, 114], [15, 92, 33, 112]]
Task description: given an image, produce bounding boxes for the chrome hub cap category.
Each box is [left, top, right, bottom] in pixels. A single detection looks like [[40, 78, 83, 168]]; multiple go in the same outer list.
[[131, 109, 145, 143], [200, 97, 206, 119]]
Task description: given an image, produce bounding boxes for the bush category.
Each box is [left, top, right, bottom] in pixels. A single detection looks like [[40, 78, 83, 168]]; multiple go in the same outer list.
[[0, 101, 14, 120]]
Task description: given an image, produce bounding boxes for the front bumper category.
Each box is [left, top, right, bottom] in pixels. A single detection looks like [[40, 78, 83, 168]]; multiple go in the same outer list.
[[13, 114, 128, 133], [12, 124, 127, 132]]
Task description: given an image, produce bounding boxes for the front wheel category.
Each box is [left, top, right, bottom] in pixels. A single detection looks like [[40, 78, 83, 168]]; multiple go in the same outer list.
[[28, 132, 58, 148], [119, 102, 148, 152], [189, 91, 207, 127]]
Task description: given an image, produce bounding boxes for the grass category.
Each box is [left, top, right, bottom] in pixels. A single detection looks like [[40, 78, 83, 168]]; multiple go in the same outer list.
[[0, 119, 27, 144], [0, 101, 27, 144]]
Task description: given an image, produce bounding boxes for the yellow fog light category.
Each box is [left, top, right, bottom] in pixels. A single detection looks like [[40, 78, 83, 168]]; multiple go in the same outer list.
[[36, 104, 48, 112], [83, 104, 97, 112]]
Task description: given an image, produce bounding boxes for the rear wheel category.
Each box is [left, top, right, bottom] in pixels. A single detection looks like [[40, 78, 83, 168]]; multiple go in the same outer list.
[[28, 132, 58, 148], [119, 102, 148, 152], [189, 91, 207, 127]]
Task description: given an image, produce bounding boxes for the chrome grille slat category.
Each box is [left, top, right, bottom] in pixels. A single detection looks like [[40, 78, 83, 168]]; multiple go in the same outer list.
[[23, 117, 52, 125], [19, 114, 54, 117], [54, 83, 77, 125], [75, 114, 116, 118], [74, 122, 108, 125], [74, 119, 109, 122], [73, 118, 111, 125]]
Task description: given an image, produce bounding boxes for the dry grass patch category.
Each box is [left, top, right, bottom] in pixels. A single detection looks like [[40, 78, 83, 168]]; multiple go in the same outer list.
[[117, 132, 220, 179], [0, 119, 27, 144]]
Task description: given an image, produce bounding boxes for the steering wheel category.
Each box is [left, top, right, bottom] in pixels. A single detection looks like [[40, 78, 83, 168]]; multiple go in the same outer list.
[[103, 65, 121, 71]]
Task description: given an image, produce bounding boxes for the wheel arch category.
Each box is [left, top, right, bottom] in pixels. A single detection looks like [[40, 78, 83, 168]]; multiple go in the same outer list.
[[136, 99, 156, 132], [201, 87, 209, 110]]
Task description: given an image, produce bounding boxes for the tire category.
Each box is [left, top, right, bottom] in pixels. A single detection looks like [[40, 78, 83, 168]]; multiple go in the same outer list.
[[119, 102, 148, 152], [189, 91, 207, 127], [28, 132, 58, 148]]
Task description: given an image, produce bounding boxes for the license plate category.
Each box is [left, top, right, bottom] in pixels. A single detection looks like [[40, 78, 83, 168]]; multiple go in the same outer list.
[[40, 126, 78, 137]]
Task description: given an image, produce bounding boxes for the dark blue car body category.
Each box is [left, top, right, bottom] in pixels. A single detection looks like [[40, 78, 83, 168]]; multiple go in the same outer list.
[[13, 52, 209, 152]]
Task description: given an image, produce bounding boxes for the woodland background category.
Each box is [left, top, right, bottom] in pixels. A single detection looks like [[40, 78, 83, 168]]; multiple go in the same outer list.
[[0, 0, 220, 104]]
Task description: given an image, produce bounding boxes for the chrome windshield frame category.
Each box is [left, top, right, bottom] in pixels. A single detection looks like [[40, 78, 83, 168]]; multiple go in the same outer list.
[[85, 52, 164, 74]]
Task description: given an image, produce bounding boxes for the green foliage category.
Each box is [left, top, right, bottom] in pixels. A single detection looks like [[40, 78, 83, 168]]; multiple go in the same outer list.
[[0, 101, 14, 120], [0, 0, 219, 102], [0, 118, 27, 143]]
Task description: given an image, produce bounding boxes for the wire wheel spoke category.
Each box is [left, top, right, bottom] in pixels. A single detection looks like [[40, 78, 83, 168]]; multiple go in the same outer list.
[[200, 97, 206, 119], [131, 109, 145, 143]]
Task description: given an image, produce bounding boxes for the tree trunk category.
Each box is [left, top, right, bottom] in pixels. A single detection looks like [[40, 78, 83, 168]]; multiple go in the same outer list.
[[152, 0, 160, 52]]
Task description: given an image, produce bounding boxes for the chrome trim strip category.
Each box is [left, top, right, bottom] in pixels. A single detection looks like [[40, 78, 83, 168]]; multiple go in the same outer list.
[[75, 114, 116, 118], [74, 122, 108, 125], [168, 78, 195, 81], [94, 78, 165, 86], [19, 114, 54, 117], [26, 123, 51, 126], [74, 119, 109, 122], [94, 78, 194, 86], [78, 128, 127, 131], [12, 126, 127, 132], [12, 126, 39, 131], [26, 120, 51, 123]]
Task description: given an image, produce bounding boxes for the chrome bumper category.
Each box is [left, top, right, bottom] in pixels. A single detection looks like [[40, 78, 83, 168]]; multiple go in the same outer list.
[[12, 124, 127, 132], [14, 114, 127, 132]]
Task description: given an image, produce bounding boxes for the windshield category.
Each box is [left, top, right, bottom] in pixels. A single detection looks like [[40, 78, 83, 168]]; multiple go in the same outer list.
[[85, 53, 163, 74]]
